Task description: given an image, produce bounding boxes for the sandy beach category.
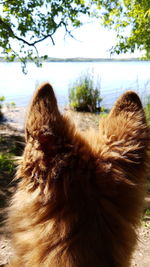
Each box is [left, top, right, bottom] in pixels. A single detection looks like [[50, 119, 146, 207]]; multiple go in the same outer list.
[[2, 105, 101, 132], [2, 106, 27, 131]]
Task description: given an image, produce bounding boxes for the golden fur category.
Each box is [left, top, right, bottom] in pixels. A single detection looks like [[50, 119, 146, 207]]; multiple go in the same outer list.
[[7, 83, 149, 266]]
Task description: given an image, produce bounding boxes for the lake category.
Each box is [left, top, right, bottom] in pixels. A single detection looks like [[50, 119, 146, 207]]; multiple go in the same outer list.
[[0, 61, 150, 109]]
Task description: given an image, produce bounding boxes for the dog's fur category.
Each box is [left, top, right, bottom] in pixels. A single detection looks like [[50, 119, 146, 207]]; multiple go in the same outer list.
[[7, 83, 149, 266]]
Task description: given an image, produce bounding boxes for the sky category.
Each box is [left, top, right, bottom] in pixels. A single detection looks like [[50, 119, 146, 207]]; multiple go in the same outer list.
[[37, 19, 142, 59], [0, 17, 142, 59]]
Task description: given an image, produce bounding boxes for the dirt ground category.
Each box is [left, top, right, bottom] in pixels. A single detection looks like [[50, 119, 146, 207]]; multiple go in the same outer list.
[[0, 108, 150, 266]]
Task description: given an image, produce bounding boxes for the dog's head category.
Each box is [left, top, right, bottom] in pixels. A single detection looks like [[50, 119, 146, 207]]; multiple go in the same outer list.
[[9, 83, 149, 267], [18, 83, 149, 207]]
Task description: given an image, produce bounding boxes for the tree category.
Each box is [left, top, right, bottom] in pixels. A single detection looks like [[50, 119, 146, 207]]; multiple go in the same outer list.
[[0, 0, 90, 71], [100, 0, 150, 59], [0, 0, 149, 72]]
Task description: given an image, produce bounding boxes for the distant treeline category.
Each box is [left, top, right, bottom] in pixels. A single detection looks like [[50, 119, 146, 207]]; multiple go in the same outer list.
[[0, 57, 149, 63]]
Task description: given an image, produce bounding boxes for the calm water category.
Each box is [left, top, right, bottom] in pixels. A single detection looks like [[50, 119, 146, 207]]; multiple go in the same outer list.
[[0, 61, 150, 109]]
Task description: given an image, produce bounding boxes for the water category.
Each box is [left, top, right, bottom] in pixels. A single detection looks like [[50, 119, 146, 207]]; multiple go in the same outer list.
[[0, 61, 150, 109]]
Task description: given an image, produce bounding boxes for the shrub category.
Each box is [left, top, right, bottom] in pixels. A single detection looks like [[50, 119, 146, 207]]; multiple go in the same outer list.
[[69, 72, 102, 112]]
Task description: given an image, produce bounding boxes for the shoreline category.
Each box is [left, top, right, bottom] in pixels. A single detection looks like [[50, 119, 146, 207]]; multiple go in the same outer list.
[[1, 106, 101, 132], [2, 106, 27, 131], [1, 57, 148, 63]]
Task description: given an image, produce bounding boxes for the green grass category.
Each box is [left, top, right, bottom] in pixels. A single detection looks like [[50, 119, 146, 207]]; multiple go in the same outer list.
[[0, 153, 15, 175], [0, 133, 24, 183], [142, 209, 150, 228], [100, 112, 108, 118], [0, 129, 24, 223]]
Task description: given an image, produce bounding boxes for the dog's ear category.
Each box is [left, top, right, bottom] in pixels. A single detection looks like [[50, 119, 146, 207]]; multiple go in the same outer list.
[[99, 90, 148, 170], [25, 83, 62, 145], [109, 90, 143, 116], [98, 91, 149, 224]]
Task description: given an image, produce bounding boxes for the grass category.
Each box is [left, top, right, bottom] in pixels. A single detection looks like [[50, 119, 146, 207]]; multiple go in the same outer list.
[[143, 209, 150, 229], [0, 133, 24, 179], [0, 128, 24, 227], [0, 153, 15, 176]]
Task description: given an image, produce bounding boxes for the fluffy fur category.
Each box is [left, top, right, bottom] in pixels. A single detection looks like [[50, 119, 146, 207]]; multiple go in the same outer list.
[[7, 83, 149, 266]]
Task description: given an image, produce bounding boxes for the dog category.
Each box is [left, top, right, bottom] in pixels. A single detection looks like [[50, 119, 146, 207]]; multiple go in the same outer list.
[[7, 83, 149, 266]]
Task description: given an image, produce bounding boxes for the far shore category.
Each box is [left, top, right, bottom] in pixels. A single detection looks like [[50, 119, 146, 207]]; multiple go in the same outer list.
[[0, 56, 149, 63]]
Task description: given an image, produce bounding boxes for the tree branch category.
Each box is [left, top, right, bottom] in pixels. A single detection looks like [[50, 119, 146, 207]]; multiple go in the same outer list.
[[13, 33, 55, 47], [0, 17, 55, 49]]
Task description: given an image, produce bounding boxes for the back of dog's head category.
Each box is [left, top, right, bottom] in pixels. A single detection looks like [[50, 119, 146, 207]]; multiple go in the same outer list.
[[8, 83, 149, 267]]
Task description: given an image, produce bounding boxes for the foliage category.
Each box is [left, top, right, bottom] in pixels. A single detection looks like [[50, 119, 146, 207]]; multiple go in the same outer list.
[[0, 133, 24, 178], [0, 0, 89, 72], [69, 72, 102, 112], [100, 0, 150, 59], [145, 95, 150, 126], [0, 133, 24, 215], [143, 209, 150, 229], [0, 153, 15, 175], [145, 209, 150, 216], [0, 0, 149, 71], [0, 96, 5, 120]]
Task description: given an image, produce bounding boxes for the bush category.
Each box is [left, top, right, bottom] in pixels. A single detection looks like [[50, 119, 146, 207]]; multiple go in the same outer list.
[[69, 72, 102, 112]]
